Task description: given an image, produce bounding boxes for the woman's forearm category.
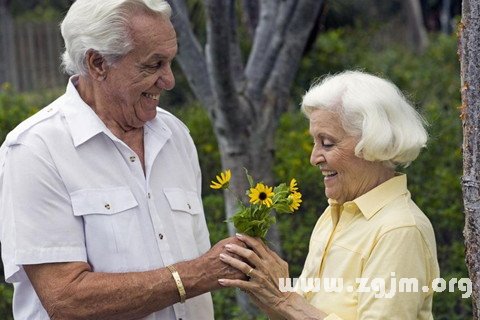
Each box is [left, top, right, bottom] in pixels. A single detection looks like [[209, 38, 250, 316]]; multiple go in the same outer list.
[[276, 293, 328, 320]]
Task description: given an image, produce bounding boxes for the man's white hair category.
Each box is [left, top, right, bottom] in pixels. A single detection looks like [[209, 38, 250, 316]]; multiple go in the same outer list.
[[301, 70, 428, 168], [60, 0, 172, 76]]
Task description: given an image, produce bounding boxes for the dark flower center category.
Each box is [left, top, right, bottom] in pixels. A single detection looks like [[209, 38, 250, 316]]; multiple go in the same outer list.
[[259, 192, 267, 200]]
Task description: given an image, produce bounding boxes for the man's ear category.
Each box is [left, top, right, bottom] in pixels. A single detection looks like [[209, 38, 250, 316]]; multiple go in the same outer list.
[[85, 49, 108, 81]]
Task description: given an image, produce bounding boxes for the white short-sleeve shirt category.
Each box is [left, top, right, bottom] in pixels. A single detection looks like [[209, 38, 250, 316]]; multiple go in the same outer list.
[[0, 76, 214, 320]]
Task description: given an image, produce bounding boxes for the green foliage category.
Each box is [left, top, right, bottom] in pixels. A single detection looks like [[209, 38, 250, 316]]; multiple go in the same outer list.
[[0, 284, 13, 320], [11, 0, 72, 21], [0, 83, 40, 142]]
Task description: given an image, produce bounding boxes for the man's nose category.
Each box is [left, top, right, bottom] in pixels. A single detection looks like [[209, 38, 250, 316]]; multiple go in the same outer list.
[[156, 66, 175, 90]]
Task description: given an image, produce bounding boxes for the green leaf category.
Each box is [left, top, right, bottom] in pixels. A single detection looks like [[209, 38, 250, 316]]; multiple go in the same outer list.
[[244, 167, 254, 188], [275, 203, 293, 214]]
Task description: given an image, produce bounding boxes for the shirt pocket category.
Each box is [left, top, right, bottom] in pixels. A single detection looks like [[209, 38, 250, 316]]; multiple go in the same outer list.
[[163, 187, 202, 259], [164, 187, 202, 215], [70, 186, 139, 266]]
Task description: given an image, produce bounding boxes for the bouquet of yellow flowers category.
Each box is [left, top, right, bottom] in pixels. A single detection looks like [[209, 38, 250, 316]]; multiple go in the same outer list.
[[210, 169, 302, 239]]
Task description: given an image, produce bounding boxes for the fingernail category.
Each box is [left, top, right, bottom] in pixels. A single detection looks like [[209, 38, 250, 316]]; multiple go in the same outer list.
[[218, 279, 225, 286], [225, 244, 232, 250], [219, 253, 227, 260], [236, 233, 243, 238]]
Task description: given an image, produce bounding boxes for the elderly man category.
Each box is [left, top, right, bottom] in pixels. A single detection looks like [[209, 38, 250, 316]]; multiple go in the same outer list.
[[0, 0, 244, 319]]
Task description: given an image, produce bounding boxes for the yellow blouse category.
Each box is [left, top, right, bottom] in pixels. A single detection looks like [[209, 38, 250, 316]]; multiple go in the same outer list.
[[295, 174, 439, 319]]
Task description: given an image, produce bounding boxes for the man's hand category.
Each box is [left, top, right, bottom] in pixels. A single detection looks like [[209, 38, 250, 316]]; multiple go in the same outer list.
[[183, 236, 248, 292], [208, 237, 249, 280]]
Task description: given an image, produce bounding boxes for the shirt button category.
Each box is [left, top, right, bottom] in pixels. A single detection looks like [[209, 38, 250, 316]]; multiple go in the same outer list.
[[147, 193, 151, 199], [159, 233, 164, 240], [129, 156, 136, 162], [105, 204, 111, 210], [187, 203, 191, 209]]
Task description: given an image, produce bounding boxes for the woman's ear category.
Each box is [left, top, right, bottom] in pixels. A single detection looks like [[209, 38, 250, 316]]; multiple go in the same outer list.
[[85, 49, 108, 81]]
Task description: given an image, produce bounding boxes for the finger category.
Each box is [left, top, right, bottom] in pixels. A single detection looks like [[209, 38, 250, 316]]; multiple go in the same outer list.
[[266, 246, 286, 266], [218, 278, 255, 291], [236, 234, 270, 259], [219, 252, 254, 276], [224, 244, 262, 267]]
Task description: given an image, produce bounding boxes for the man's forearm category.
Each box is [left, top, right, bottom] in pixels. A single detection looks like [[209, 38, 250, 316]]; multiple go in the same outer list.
[[25, 258, 216, 320]]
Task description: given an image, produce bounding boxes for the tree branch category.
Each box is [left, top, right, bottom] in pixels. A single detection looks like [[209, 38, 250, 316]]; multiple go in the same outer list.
[[228, 0, 246, 87], [167, 0, 215, 110], [240, 0, 259, 38], [204, 0, 243, 123], [244, 0, 284, 95], [266, 0, 324, 107]]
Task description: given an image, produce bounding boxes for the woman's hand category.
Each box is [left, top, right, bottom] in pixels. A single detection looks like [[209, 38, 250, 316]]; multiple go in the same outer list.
[[218, 234, 293, 312]]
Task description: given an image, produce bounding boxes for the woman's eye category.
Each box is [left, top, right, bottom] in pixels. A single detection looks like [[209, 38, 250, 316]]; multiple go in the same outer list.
[[322, 140, 334, 148]]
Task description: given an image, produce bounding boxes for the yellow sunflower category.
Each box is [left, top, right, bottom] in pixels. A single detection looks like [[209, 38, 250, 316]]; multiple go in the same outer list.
[[289, 178, 299, 193], [210, 169, 232, 189], [249, 183, 275, 207], [288, 191, 302, 211]]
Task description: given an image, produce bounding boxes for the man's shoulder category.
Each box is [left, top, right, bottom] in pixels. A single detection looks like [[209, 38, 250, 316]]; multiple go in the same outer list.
[[155, 107, 190, 133], [2, 99, 65, 148]]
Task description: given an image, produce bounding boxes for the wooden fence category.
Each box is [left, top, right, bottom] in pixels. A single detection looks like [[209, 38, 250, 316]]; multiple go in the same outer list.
[[0, 19, 67, 92]]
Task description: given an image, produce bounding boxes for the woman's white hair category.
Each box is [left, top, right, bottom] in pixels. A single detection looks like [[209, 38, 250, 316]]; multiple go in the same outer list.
[[60, 0, 172, 76], [301, 70, 428, 168]]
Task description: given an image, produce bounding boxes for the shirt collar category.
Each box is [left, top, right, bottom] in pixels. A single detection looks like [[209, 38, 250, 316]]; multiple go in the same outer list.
[[62, 76, 172, 147], [328, 173, 408, 220], [62, 76, 107, 147]]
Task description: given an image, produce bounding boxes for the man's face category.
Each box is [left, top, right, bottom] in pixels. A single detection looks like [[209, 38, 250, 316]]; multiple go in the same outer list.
[[102, 14, 178, 129]]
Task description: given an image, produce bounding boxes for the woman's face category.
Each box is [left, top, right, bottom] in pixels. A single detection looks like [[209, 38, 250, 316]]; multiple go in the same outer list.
[[309, 109, 389, 204]]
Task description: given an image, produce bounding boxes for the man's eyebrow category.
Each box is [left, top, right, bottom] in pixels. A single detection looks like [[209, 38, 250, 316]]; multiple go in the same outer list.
[[145, 53, 171, 62]]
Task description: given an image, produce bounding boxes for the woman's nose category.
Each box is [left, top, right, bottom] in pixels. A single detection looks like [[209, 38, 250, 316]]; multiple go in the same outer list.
[[310, 146, 325, 166]]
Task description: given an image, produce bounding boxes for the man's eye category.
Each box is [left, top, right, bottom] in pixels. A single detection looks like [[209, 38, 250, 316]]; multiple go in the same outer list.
[[143, 62, 163, 70]]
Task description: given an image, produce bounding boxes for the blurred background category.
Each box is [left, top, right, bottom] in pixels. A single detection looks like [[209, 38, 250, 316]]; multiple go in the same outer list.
[[0, 0, 467, 319]]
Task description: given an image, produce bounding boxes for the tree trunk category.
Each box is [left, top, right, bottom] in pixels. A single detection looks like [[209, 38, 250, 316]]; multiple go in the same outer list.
[[404, 0, 429, 53], [167, 0, 324, 316], [459, 0, 480, 318]]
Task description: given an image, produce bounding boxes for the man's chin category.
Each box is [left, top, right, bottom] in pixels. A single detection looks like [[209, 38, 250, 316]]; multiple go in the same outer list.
[[137, 108, 158, 124]]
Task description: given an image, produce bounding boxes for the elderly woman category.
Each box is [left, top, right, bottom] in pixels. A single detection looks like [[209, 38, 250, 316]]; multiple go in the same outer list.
[[218, 70, 439, 319]]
